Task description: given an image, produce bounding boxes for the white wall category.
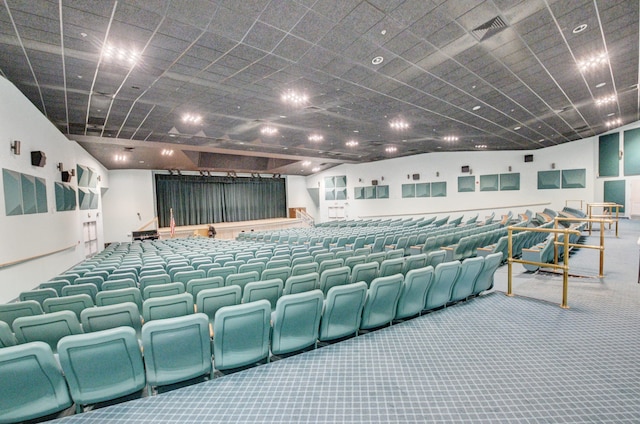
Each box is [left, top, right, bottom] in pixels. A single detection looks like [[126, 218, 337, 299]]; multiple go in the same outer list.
[[0, 77, 108, 302], [285, 175, 319, 220], [102, 170, 155, 243]]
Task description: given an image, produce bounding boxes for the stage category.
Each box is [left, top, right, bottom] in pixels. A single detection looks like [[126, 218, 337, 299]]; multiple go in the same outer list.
[[156, 218, 309, 240]]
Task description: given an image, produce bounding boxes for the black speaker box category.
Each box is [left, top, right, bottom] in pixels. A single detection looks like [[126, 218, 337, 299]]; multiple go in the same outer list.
[[461, 165, 470, 173], [61, 171, 72, 183], [371, 179, 378, 186], [31, 151, 46, 167], [524, 154, 534, 162], [412, 173, 420, 180]]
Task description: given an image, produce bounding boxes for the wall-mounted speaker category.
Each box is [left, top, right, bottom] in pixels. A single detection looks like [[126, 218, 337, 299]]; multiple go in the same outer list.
[[61, 171, 73, 183], [508, 166, 512, 172], [412, 173, 420, 180], [461, 165, 470, 173], [31, 151, 46, 167], [524, 154, 534, 162], [371, 179, 378, 186]]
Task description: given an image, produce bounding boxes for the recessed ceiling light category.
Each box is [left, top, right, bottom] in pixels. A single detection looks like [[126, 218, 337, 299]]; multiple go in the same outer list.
[[607, 112, 616, 117], [595, 95, 616, 106], [380, 29, 387, 35], [281, 90, 308, 105], [472, 105, 481, 111], [312, 167, 320, 172], [353, 130, 359, 133], [606, 118, 622, 127], [302, 161, 311, 166], [139, 160, 145, 164], [308, 134, 323, 142], [538, 139, 544, 142], [389, 119, 409, 130], [345, 140, 359, 147], [514, 126, 521, 130], [260, 126, 278, 135], [385, 146, 397, 153], [103, 43, 139, 64], [182, 114, 202, 124], [169, 134, 176, 137], [80, 32, 87, 37], [577, 52, 608, 72], [279, 115, 287, 118], [77, 75, 83, 79], [475, 144, 488, 149], [573, 24, 588, 34], [372, 56, 384, 65], [596, 82, 606, 88], [443, 135, 458, 142]]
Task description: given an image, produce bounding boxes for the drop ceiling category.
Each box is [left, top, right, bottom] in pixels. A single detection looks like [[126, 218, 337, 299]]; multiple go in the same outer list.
[[0, 0, 637, 176]]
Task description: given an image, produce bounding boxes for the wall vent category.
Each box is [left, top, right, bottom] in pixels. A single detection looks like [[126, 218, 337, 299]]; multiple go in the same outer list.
[[472, 16, 508, 41]]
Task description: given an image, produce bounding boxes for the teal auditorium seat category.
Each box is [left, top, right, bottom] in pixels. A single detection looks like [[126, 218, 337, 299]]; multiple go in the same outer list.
[[426, 250, 446, 268], [81, 302, 142, 336], [242, 279, 283, 309], [403, 253, 427, 274], [225, 271, 260, 292], [0, 342, 72, 423], [43, 294, 94, 320], [261, 266, 291, 284], [186, 276, 224, 299], [19, 288, 58, 306], [96, 287, 143, 312], [0, 300, 43, 330], [102, 278, 136, 291], [40, 280, 70, 296], [57, 327, 146, 413], [139, 273, 171, 292], [450, 257, 485, 303], [174, 269, 206, 287], [395, 266, 434, 320], [319, 266, 351, 295], [360, 274, 404, 330], [141, 313, 212, 395], [284, 273, 319, 295], [142, 293, 194, 322], [13, 310, 83, 353], [213, 300, 271, 371], [75, 275, 105, 291], [0, 321, 17, 348], [473, 252, 502, 296], [271, 290, 324, 356], [143, 282, 185, 299], [61, 283, 98, 301], [350, 262, 379, 287], [318, 258, 344, 275], [196, 286, 242, 326], [425, 261, 461, 311], [378, 258, 404, 278], [291, 262, 319, 276]]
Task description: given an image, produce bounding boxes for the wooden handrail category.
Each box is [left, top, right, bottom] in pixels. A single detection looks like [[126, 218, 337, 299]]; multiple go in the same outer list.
[[0, 242, 78, 270], [137, 216, 158, 231]]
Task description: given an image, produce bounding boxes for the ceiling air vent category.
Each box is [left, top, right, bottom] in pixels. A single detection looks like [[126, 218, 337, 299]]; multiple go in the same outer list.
[[472, 16, 508, 41]]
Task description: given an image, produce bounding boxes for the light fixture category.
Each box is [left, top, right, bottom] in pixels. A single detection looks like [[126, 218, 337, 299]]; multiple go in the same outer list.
[[103, 43, 139, 65], [595, 95, 617, 106], [345, 140, 359, 147], [443, 135, 459, 142], [10, 140, 20, 155], [389, 119, 409, 130], [606, 118, 622, 127], [114, 154, 127, 162], [302, 161, 311, 167], [514, 126, 521, 130], [385, 146, 397, 153], [182, 114, 202, 124], [281, 90, 308, 105], [475, 144, 488, 149], [472, 105, 481, 111], [161, 149, 174, 156], [260, 126, 278, 135], [57, 162, 64, 171], [308, 134, 323, 142], [577, 52, 608, 72], [573, 24, 588, 34], [596, 82, 607, 88], [371, 56, 384, 65]]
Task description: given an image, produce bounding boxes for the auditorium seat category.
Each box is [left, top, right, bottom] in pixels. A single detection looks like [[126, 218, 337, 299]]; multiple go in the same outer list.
[[57, 327, 146, 413], [403, 253, 427, 274], [319, 282, 366, 341], [141, 313, 212, 395], [425, 250, 446, 268], [61, 283, 98, 301], [0, 300, 43, 330], [75, 275, 105, 291], [102, 278, 137, 291], [13, 310, 83, 353], [174, 270, 206, 288], [350, 262, 379, 287], [360, 274, 403, 330], [291, 262, 319, 276], [271, 290, 324, 356], [207, 266, 237, 281], [378, 258, 404, 278], [107, 271, 138, 283], [196, 286, 241, 326], [366, 252, 386, 265], [96, 287, 143, 312], [40, 280, 71, 296], [425, 261, 461, 311], [344, 255, 367, 269], [261, 266, 291, 284], [385, 249, 404, 260], [395, 266, 435, 320], [0, 321, 17, 348], [0, 341, 72, 423], [284, 273, 319, 295], [168, 266, 195, 281], [450, 257, 485, 303], [43, 294, 94, 320], [143, 282, 185, 299], [290, 255, 313, 267], [226, 271, 260, 293], [186, 276, 224, 299], [242, 279, 283, 309], [472, 253, 502, 296], [318, 258, 344, 275], [238, 262, 266, 275], [139, 273, 171, 292], [19, 288, 58, 306], [213, 300, 271, 371], [80, 302, 142, 336], [319, 266, 351, 296], [142, 293, 194, 322]]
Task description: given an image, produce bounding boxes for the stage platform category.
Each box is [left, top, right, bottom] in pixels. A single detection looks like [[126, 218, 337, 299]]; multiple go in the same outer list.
[[156, 218, 309, 240]]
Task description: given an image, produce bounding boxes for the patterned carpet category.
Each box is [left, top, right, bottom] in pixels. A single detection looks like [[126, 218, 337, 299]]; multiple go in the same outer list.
[[50, 220, 640, 423]]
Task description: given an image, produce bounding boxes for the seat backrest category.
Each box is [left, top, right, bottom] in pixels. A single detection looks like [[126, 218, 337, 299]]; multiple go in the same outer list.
[[450, 256, 485, 302], [0, 341, 72, 423], [395, 266, 434, 319], [196, 286, 241, 324], [350, 262, 379, 286], [213, 300, 271, 371], [271, 290, 324, 355], [143, 281, 186, 300], [403, 253, 427, 274], [290, 255, 313, 267], [61, 282, 98, 301], [74, 275, 105, 291], [207, 266, 238, 281], [291, 262, 319, 276], [426, 249, 446, 267], [242, 279, 283, 309], [142, 293, 194, 322], [344, 255, 367, 269], [425, 261, 461, 310], [260, 267, 291, 284], [319, 282, 367, 342], [40, 280, 70, 296], [385, 249, 404, 260], [13, 310, 83, 353], [238, 262, 266, 275], [96, 287, 143, 312], [225, 271, 260, 292], [313, 252, 334, 264], [266, 258, 290, 269], [284, 272, 319, 295], [318, 258, 344, 275], [42, 294, 94, 320], [473, 252, 502, 295], [107, 271, 137, 283], [19, 288, 58, 306], [0, 300, 43, 330], [80, 302, 142, 335], [186, 276, 224, 299], [102, 278, 137, 291], [319, 266, 351, 296], [141, 313, 212, 391], [360, 274, 404, 330], [168, 265, 195, 281], [174, 269, 206, 286], [0, 321, 17, 348], [57, 327, 145, 408], [379, 257, 404, 277], [139, 274, 171, 292]]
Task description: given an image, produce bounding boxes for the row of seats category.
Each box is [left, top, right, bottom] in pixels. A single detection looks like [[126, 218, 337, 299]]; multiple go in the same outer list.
[[0, 253, 503, 423]]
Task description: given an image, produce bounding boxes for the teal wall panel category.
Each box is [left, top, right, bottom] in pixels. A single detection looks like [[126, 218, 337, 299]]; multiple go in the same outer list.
[[562, 169, 586, 188], [376, 185, 389, 199], [603, 180, 625, 213], [3, 169, 23, 216], [402, 184, 415, 198], [599, 133, 619, 177], [458, 176, 475, 192], [480, 174, 498, 191], [499, 173, 520, 191], [354, 187, 364, 200], [416, 183, 430, 197], [538, 170, 560, 189], [431, 182, 446, 197], [35, 177, 47, 213], [624, 128, 640, 176], [20, 174, 36, 214]]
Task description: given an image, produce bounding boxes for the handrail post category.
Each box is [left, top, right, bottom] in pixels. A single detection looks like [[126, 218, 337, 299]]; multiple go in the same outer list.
[[561, 233, 570, 309], [507, 226, 513, 297], [599, 218, 605, 277]]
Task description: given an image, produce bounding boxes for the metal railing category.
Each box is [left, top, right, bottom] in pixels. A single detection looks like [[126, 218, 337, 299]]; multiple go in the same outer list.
[[565, 199, 585, 210], [295, 209, 315, 227], [586, 202, 622, 237]]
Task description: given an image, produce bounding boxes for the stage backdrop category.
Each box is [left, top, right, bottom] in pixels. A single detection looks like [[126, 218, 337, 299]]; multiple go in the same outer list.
[[156, 174, 286, 227]]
